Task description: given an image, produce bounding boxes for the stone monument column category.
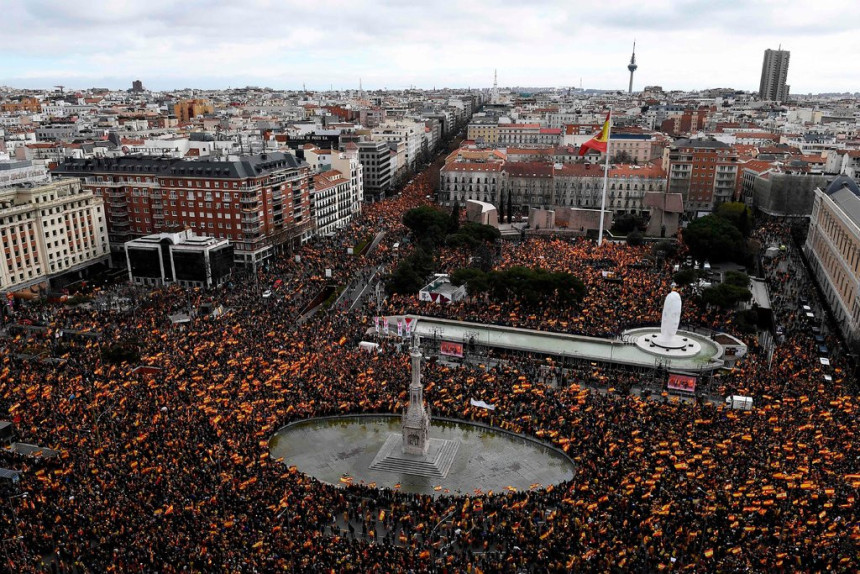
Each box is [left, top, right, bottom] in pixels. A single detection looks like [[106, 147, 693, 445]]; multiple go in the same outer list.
[[403, 336, 430, 455]]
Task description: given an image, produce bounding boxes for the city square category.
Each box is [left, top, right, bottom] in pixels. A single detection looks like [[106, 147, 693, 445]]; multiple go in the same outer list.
[[1, 2, 859, 571]]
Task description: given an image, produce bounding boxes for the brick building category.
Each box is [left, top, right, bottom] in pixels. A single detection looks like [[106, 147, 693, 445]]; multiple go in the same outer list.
[[55, 153, 312, 267], [173, 99, 214, 123], [0, 97, 41, 113], [665, 139, 738, 215]]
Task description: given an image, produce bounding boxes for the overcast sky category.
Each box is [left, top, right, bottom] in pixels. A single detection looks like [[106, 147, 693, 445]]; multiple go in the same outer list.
[[1, 0, 856, 94]]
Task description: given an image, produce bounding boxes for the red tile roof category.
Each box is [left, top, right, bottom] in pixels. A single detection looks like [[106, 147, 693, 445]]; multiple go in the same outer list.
[[442, 162, 503, 173], [503, 162, 554, 178]]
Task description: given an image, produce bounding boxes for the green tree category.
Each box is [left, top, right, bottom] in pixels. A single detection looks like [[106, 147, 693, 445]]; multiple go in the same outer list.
[[683, 215, 746, 263], [402, 206, 451, 248], [673, 268, 698, 286], [498, 192, 505, 224], [449, 200, 461, 233], [652, 240, 679, 259], [724, 270, 750, 288], [610, 151, 634, 164], [445, 233, 478, 249], [701, 282, 752, 309], [612, 213, 642, 235], [385, 247, 435, 295], [506, 192, 513, 223], [715, 202, 753, 237], [456, 222, 501, 243], [450, 268, 490, 296], [627, 229, 644, 246]]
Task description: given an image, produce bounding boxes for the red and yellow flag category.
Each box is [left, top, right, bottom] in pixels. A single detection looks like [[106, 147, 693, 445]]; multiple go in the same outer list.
[[579, 112, 611, 156]]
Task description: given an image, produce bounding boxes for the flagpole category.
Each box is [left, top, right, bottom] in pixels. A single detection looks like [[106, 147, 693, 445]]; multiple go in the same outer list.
[[597, 108, 612, 246]]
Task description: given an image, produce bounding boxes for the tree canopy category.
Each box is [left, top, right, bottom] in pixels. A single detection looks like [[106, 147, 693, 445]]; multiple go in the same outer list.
[[386, 247, 435, 296], [715, 202, 752, 237], [451, 266, 585, 306], [402, 206, 451, 249], [683, 215, 746, 263], [701, 281, 751, 309]]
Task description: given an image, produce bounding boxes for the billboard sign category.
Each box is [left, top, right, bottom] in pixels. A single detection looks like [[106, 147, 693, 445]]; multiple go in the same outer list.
[[667, 373, 697, 393], [440, 341, 464, 358]]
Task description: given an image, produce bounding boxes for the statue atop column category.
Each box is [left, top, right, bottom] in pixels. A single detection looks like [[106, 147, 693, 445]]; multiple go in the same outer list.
[[402, 336, 431, 455]]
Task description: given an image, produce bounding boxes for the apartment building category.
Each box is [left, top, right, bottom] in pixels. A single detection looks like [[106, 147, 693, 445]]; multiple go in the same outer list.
[[357, 141, 392, 201], [372, 120, 424, 170], [0, 97, 41, 113], [173, 99, 214, 123], [553, 163, 666, 215], [804, 176, 860, 344], [0, 179, 109, 293], [312, 170, 358, 236], [439, 162, 504, 206], [497, 124, 562, 147], [55, 152, 312, 267], [441, 160, 666, 216], [665, 139, 738, 215], [467, 120, 500, 144]]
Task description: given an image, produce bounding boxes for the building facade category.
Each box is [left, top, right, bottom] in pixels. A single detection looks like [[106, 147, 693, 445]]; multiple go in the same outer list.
[[759, 48, 790, 102], [497, 124, 562, 147], [55, 153, 312, 267], [466, 121, 499, 144], [125, 230, 233, 288], [439, 162, 504, 206], [0, 160, 50, 189], [804, 176, 860, 344], [665, 139, 738, 215], [173, 99, 214, 123], [441, 161, 666, 217], [357, 141, 393, 201], [0, 180, 109, 293], [311, 169, 361, 236]]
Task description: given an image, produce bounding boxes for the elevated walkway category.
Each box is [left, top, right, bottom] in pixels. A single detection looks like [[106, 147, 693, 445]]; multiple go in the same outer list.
[[373, 315, 726, 373]]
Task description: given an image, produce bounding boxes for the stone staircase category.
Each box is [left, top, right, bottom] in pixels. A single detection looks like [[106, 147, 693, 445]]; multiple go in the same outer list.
[[370, 435, 460, 479]]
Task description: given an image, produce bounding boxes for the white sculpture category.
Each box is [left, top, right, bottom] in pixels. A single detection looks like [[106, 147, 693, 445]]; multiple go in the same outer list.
[[657, 291, 682, 346]]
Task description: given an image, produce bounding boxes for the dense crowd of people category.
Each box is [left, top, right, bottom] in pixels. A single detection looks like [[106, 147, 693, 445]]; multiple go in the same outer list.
[[0, 173, 857, 572]]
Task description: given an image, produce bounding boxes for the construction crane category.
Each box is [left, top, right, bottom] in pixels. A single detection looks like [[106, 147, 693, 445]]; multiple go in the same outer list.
[[54, 85, 64, 93]]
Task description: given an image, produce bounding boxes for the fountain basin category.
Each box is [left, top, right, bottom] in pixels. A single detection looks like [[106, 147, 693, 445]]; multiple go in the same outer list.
[[270, 414, 575, 497]]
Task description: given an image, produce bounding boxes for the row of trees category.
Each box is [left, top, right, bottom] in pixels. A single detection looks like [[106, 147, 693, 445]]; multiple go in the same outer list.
[[450, 266, 585, 306]]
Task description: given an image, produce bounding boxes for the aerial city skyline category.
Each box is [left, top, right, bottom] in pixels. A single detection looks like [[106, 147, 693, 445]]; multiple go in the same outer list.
[[1, 1, 860, 572], [1, 0, 859, 93]]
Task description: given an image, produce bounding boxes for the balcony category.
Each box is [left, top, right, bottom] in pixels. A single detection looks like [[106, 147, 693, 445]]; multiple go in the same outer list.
[[107, 198, 127, 208], [88, 179, 124, 188], [107, 190, 127, 199], [239, 195, 260, 206], [109, 209, 128, 217]]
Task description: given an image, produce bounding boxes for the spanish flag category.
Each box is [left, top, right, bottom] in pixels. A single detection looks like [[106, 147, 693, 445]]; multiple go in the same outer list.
[[579, 112, 611, 156]]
